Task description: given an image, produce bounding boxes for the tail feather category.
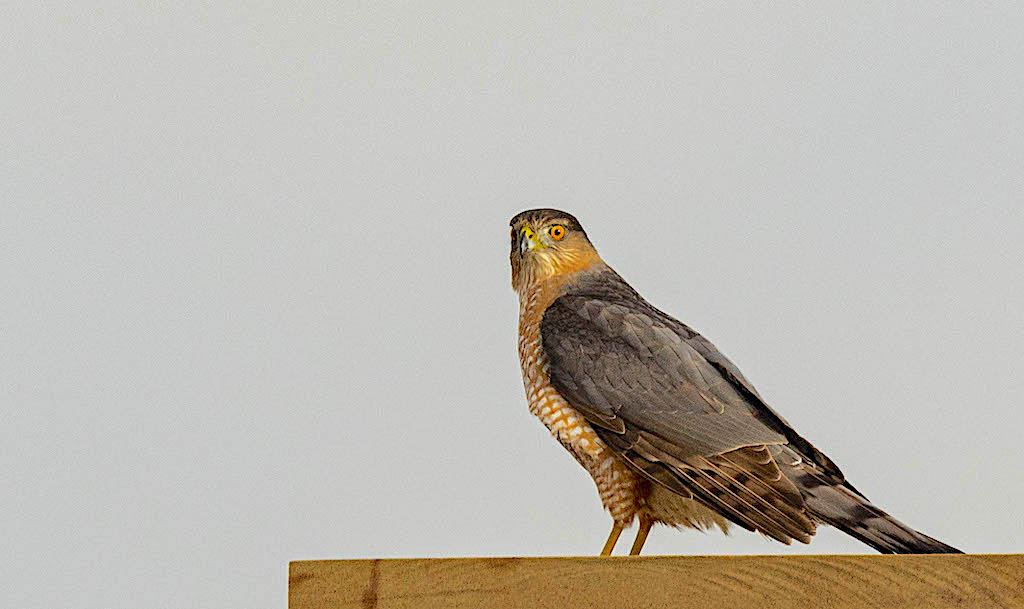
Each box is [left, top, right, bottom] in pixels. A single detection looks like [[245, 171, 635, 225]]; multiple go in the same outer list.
[[807, 482, 961, 554], [776, 447, 962, 554]]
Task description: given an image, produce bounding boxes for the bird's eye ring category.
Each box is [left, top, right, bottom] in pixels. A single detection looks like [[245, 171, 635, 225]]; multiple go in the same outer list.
[[549, 225, 565, 240]]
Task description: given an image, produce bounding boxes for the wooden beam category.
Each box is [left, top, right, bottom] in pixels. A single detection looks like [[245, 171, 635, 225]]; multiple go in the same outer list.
[[290, 554, 1023, 609]]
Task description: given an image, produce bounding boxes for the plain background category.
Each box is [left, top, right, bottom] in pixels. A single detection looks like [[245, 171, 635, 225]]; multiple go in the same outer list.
[[3, 3, 1023, 608]]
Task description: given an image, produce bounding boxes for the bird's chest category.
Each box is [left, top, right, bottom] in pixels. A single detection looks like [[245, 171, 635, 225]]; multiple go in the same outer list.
[[515, 281, 643, 524], [517, 289, 604, 463]]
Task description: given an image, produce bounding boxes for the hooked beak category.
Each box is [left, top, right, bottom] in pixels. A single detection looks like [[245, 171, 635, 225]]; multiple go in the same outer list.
[[518, 226, 544, 255]]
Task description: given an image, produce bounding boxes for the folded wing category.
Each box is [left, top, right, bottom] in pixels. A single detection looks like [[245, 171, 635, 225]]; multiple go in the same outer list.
[[540, 279, 833, 543]]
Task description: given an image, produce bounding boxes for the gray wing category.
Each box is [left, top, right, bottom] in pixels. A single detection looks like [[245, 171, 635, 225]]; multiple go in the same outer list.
[[541, 281, 833, 542]]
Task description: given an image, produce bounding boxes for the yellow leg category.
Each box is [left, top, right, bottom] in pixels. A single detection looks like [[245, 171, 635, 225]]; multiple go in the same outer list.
[[600, 522, 624, 556], [629, 518, 653, 555]]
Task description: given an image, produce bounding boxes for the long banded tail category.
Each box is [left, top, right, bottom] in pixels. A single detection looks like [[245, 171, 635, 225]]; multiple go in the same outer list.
[[780, 451, 961, 554]]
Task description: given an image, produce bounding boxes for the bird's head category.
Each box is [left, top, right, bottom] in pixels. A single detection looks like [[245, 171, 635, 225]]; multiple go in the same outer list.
[[510, 208, 602, 292]]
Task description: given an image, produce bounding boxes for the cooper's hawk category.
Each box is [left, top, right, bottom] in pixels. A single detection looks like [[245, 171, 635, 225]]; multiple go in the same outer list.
[[510, 208, 960, 556]]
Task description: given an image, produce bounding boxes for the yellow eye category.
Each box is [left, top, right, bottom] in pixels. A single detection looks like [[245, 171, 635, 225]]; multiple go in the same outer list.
[[549, 225, 565, 240]]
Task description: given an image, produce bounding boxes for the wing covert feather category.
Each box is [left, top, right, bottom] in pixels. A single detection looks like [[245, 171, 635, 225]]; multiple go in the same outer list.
[[540, 269, 845, 483], [542, 292, 787, 457]]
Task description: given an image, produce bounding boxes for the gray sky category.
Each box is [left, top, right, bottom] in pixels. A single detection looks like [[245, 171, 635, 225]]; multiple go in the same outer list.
[[3, 3, 1023, 608]]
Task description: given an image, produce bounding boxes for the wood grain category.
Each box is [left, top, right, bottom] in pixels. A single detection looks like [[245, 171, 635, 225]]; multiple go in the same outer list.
[[289, 554, 1024, 609]]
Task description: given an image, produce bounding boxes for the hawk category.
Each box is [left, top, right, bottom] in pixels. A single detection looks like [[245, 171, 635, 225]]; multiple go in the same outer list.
[[510, 208, 960, 556]]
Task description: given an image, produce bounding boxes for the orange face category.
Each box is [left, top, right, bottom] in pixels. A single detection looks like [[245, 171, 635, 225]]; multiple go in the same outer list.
[[511, 216, 601, 290]]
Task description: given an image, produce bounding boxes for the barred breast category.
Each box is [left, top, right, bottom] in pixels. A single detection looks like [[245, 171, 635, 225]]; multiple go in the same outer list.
[[517, 283, 641, 525], [517, 281, 730, 534]]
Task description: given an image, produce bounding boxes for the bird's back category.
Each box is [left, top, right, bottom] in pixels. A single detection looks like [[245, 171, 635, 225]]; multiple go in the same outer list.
[[541, 267, 960, 553]]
